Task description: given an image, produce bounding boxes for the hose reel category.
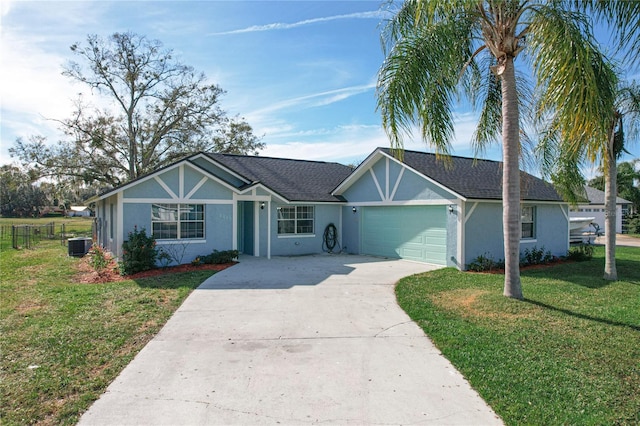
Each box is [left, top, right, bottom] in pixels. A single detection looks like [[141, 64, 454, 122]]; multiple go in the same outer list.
[[322, 223, 340, 253]]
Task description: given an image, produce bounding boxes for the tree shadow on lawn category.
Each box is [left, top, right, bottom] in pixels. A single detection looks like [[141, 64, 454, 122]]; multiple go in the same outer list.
[[521, 257, 640, 289], [522, 298, 640, 332]]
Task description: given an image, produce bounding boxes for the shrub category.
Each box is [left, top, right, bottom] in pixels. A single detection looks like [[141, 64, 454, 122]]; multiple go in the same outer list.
[[625, 214, 640, 234], [119, 227, 157, 275], [467, 253, 501, 272], [567, 244, 595, 262], [87, 244, 111, 274], [199, 249, 239, 265], [521, 246, 554, 266]]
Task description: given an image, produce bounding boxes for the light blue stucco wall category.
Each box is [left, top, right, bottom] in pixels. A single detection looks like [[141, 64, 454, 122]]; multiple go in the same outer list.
[[446, 207, 459, 267], [464, 202, 569, 267], [94, 195, 120, 256], [392, 169, 453, 201], [123, 166, 234, 200], [341, 206, 360, 254], [269, 204, 343, 256], [520, 203, 569, 258], [124, 177, 172, 198], [122, 202, 234, 266], [343, 172, 383, 202], [464, 203, 504, 266], [342, 158, 455, 203], [189, 179, 233, 200]]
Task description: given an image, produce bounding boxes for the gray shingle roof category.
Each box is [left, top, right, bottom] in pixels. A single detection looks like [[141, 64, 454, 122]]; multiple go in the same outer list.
[[584, 186, 631, 205], [380, 148, 563, 202], [205, 153, 353, 202]]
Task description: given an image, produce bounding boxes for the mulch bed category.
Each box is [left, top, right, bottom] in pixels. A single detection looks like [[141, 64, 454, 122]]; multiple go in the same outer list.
[[75, 256, 236, 284], [470, 259, 573, 274]]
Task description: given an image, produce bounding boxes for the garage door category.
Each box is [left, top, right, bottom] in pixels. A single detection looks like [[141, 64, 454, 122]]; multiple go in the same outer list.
[[361, 205, 447, 265]]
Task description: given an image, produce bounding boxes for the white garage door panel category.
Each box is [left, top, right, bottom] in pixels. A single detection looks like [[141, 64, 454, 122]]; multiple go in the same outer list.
[[362, 206, 447, 265]]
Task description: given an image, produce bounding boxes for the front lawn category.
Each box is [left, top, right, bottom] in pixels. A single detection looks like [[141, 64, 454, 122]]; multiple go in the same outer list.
[[0, 222, 217, 425], [396, 246, 639, 425]]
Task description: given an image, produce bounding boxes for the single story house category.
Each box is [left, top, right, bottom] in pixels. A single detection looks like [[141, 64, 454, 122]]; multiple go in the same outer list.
[[68, 206, 92, 217], [569, 186, 632, 234], [90, 148, 569, 270]]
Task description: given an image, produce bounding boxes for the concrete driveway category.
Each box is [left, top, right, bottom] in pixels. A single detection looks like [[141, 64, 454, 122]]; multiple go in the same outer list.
[[594, 234, 640, 247], [79, 254, 502, 425]]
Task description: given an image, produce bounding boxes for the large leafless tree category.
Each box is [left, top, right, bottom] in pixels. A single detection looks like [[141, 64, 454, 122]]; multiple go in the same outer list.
[[11, 32, 263, 188]]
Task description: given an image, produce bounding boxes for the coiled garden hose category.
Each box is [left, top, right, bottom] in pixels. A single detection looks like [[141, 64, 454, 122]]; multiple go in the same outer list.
[[322, 223, 340, 253]]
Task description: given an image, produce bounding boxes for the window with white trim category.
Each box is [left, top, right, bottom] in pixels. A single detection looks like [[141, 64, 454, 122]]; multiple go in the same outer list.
[[152, 204, 204, 239], [277, 206, 314, 235], [521, 206, 536, 239]]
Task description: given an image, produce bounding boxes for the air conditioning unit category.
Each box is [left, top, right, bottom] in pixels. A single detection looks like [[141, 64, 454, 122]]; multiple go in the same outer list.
[[68, 237, 93, 257]]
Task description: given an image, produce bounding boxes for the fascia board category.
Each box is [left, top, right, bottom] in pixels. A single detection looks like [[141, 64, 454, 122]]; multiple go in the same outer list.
[[334, 148, 465, 202], [332, 149, 385, 195], [91, 156, 243, 202], [466, 198, 568, 205], [237, 182, 288, 202], [378, 150, 466, 202]]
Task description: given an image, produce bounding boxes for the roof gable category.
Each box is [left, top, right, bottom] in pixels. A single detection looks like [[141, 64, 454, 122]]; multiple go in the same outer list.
[[334, 148, 563, 202], [205, 153, 353, 203], [583, 186, 632, 205], [388, 148, 562, 201]]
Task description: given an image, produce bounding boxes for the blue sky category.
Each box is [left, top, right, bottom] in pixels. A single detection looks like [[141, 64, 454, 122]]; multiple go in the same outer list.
[[1, 0, 637, 175]]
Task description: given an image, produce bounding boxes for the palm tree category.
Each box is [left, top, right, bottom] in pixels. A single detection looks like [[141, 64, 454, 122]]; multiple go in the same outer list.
[[601, 83, 640, 279], [376, 0, 637, 299], [548, 80, 640, 280]]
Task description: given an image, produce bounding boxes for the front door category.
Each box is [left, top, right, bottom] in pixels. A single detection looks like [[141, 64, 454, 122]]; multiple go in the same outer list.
[[238, 201, 255, 255]]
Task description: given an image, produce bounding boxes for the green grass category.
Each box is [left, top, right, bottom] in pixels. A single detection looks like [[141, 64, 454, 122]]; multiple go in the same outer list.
[[396, 246, 640, 425], [0, 218, 217, 425]]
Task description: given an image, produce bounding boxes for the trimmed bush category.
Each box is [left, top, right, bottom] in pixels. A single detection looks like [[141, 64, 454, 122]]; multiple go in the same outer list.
[[521, 246, 554, 266], [467, 253, 502, 272], [119, 227, 157, 275], [567, 244, 594, 262], [198, 249, 239, 265]]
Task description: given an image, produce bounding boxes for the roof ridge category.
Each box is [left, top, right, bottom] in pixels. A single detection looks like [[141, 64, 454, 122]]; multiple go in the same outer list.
[[378, 147, 503, 164], [208, 152, 349, 167]]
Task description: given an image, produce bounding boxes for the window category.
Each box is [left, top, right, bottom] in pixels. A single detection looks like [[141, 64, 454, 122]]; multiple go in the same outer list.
[[152, 204, 204, 239], [521, 206, 536, 239], [277, 206, 314, 235]]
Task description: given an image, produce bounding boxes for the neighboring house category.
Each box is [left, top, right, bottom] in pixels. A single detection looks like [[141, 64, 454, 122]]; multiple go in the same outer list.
[[68, 206, 92, 217], [90, 148, 569, 270], [569, 186, 632, 234]]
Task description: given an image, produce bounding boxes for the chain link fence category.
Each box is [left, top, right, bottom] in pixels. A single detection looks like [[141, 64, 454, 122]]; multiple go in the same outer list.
[[1, 221, 94, 250]]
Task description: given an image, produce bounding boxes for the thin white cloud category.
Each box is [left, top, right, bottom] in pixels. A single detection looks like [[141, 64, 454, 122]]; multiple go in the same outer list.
[[248, 83, 375, 118], [211, 10, 387, 36]]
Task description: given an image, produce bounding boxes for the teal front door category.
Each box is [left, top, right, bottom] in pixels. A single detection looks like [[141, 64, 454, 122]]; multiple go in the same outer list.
[[361, 205, 447, 265], [237, 201, 254, 255]]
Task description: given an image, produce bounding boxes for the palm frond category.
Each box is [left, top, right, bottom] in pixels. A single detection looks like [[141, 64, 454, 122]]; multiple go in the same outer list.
[[529, 5, 617, 164], [573, 0, 640, 66], [377, 4, 476, 155]]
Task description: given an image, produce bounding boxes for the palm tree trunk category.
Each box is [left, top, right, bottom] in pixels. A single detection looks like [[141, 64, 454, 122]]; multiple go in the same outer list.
[[500, 57, 523, 299], [603, 129, 618, 280]]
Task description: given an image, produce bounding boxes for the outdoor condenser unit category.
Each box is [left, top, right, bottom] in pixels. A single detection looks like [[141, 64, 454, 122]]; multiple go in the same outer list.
[[68, 237, 93, 257]]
